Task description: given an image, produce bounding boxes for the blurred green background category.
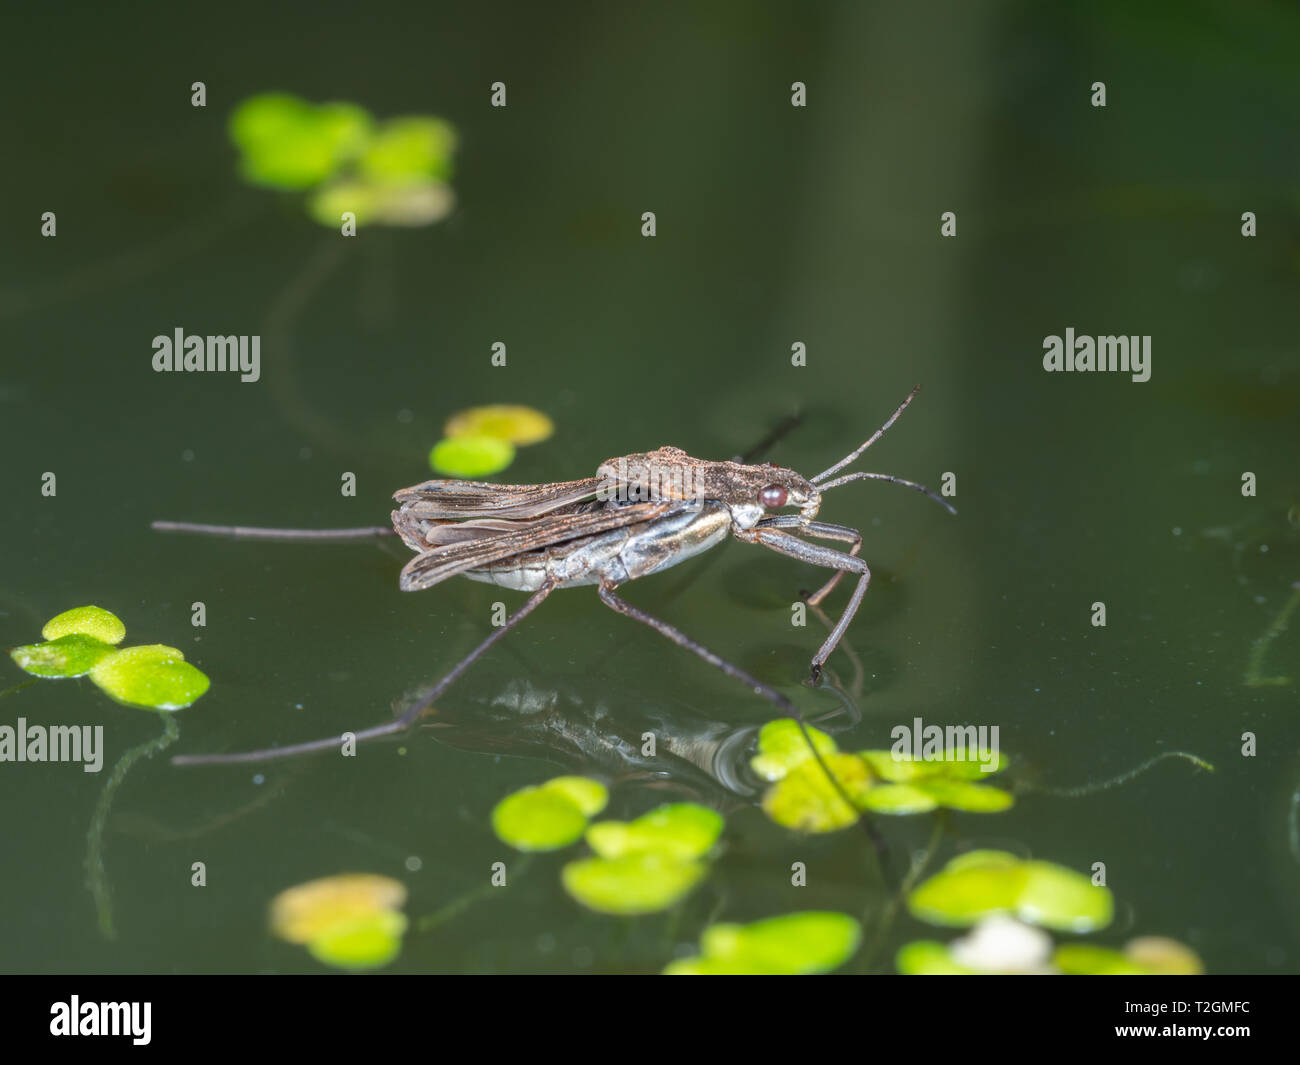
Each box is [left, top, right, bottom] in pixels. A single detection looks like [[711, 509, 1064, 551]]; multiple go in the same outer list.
[[1, 0, 1297, 972]]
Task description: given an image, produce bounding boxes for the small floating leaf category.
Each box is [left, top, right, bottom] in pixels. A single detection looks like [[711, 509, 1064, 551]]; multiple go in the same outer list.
[[666, 912, 861, 976], [562, 853, 706, 916], [308, 179, 454, 228], [88, 644, 210, 710], [915, 778, 1015, 813], [541, 776, 609, 818], [270, 873, 407, 945], [1017, 861, 1114, 933], [359, 116, 457, 183], [761, 752, 873, 833], [306, 910, 407, 971], [10, 634, 116, 678], [444, 405, 555, 447], [859, 782, 940, 815], [749, 718, 838, 781], [1122, 936, 1204, 975], [492, 782, 590, 852], [585, 803, 723, 861], [41, 605, 126, 645], [229, 93, 372, 189], [858, 747, 1007, 781], [907, 853, 1113, 933], [429, 434, 516, 478], [896, 940, 978, 975]]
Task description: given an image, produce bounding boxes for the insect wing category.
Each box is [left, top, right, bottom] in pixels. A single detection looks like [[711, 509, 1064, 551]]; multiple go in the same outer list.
[[398, 501, 674, 590], [393, 477, 604, 520]]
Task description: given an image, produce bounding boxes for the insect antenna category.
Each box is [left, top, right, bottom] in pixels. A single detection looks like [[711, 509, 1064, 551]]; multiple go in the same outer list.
[[808, 384, 956, 516], [818, 470, 956, 515], [810, 384, 922, 484]]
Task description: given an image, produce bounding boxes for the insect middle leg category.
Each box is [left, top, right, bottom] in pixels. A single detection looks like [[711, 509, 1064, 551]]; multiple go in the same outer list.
[[172, 578, 561, 766], [735, 526, 869, 682], [596, 581, 870, 830]]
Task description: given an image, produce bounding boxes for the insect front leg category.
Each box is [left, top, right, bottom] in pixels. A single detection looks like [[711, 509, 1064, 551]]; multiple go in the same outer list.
[[755, 516, 862, 606], [735, 526, 869, 682]]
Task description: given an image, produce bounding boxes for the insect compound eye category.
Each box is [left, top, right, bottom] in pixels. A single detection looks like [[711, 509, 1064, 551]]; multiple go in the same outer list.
[[758, 484, 789, 509]]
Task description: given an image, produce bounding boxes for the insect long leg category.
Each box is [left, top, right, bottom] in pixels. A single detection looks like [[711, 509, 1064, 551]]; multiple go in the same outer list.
[[756, 516, 862, 605], [152, 520, 396, 541], [172, 579, 560, 766], [736, 527, 869, 682], [596, 581, 878, 843]]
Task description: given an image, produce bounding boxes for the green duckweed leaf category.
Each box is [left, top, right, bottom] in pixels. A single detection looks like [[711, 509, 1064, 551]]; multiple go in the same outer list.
[[41, 606, 126, 645], [87, 644, 210, 710], [562, 853, 706, 915], [10, 634, 117, 678], [444, 405, 555, 447], [907, 854, 1113, 933], [1121, 936, 1204, 975], [541, 776, 609, 818], [270, 873, 407, 944], [749, 718, 838, 781], [857, 747, 1007, 781], [915, 778, 1015, 813], [1018, 860, 1114, 933], [896, 940, 979, 975], [678, 912, 861, 975], [358, 116, 457, 183], [859, 782, 940, 814], [585, 803, 723, 861], [760, 752, 873, 832], [492, 785, 589, 852], [308, 178, 454, 228], [229, 93, 372, 189], [429, 435, 516, 477], [306, 910, 407, 971]]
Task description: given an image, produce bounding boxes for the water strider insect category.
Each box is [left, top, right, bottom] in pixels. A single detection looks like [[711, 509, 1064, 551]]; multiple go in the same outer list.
[[162, 386, 954, 767]]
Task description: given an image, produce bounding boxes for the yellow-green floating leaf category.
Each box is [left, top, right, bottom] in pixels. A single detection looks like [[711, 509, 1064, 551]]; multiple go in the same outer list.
[[749, 718, 838, 782], [429, 435, 515, 478], [492, 784, 590, 852], [666, 912, 860, 975], [308, 179, 454, 229], [359, 116, 457, 183], [444, 405, 555, 447], [761, 752, 873, 833], [562, 853, 706, 916], [585, 803, 722, 861], [907, 853, 1113, 933], [306, 910, 407, 971], [41, 605, 126, 645], [229, 93, 372, 190], [270, 873, 407, 944], [542, 776, 609, 818], [88, 644, 210, 710], [9, 634, 117, 678], [896, 940, 978, 975]]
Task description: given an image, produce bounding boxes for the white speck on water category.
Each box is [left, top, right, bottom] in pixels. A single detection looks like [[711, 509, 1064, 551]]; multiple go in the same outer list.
[[404, 856, 422, 872], [397, 408, 414, 424], [252, 774, 265, 786], [536, 933, 556, 954], [1172, 527, 1182, 536], [181, 449, 195, 462]]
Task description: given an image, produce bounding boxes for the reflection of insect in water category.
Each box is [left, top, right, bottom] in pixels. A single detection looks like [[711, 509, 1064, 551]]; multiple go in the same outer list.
[[158, 386, 954, 769]]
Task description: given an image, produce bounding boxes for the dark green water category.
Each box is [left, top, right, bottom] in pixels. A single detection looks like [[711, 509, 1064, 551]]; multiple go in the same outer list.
[[2, 0, 1297, 973]]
